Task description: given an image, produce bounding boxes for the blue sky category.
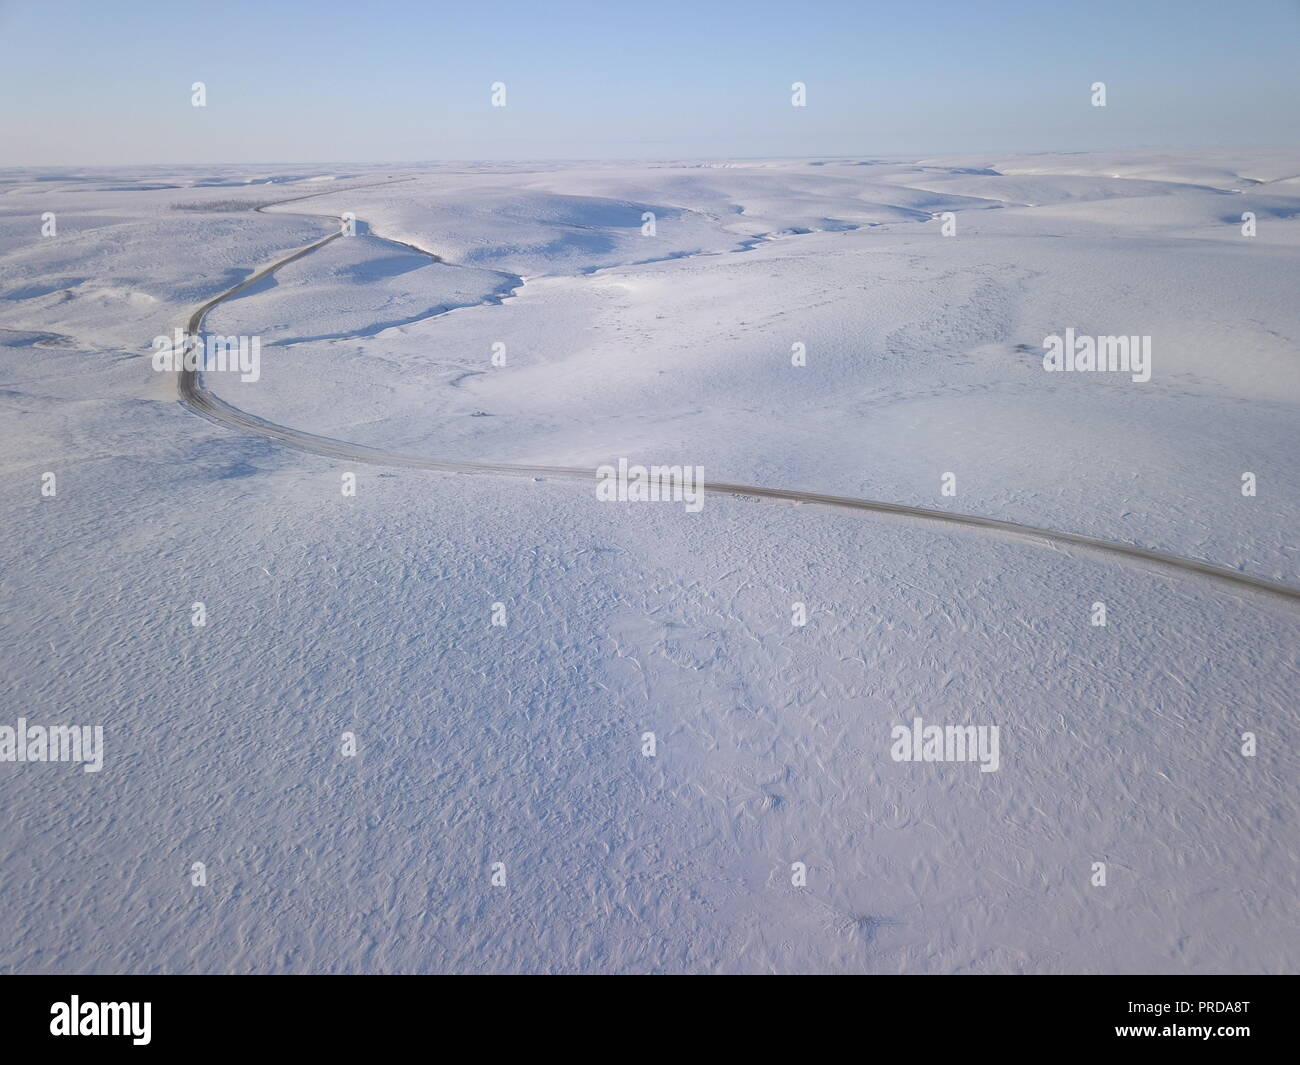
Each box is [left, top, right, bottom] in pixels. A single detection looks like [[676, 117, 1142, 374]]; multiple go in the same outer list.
[[2, 0, 1298, 165]]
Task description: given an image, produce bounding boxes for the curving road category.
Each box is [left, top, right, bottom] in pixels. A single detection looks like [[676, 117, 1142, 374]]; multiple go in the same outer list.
[[177, 194, 1300, 605]]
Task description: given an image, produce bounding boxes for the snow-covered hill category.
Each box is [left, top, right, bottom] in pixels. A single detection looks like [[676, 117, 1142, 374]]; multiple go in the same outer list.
[[1, 153, 1296, 973]]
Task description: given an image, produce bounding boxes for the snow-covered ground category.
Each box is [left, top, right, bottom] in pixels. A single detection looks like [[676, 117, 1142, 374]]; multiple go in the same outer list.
[[0, 152, 1296, 973]]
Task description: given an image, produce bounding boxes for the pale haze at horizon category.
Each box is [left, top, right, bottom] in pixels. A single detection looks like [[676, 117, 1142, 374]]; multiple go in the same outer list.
[[1, 0, 1298, 166]]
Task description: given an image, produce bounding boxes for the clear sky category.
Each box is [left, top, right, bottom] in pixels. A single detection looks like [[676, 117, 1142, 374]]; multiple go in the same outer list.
[[2, 0, 1297, 166]]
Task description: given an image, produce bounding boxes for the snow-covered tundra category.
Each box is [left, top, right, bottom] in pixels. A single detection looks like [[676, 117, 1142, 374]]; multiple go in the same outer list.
[[0, 152, 1296, 973]]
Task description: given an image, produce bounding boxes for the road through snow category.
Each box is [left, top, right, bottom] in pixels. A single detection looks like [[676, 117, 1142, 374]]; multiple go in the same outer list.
[[176, 196, 1300, 605]]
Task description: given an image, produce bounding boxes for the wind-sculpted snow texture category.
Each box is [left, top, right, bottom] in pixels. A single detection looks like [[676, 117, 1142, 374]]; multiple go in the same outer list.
[[0, 153, 1297, 973]]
